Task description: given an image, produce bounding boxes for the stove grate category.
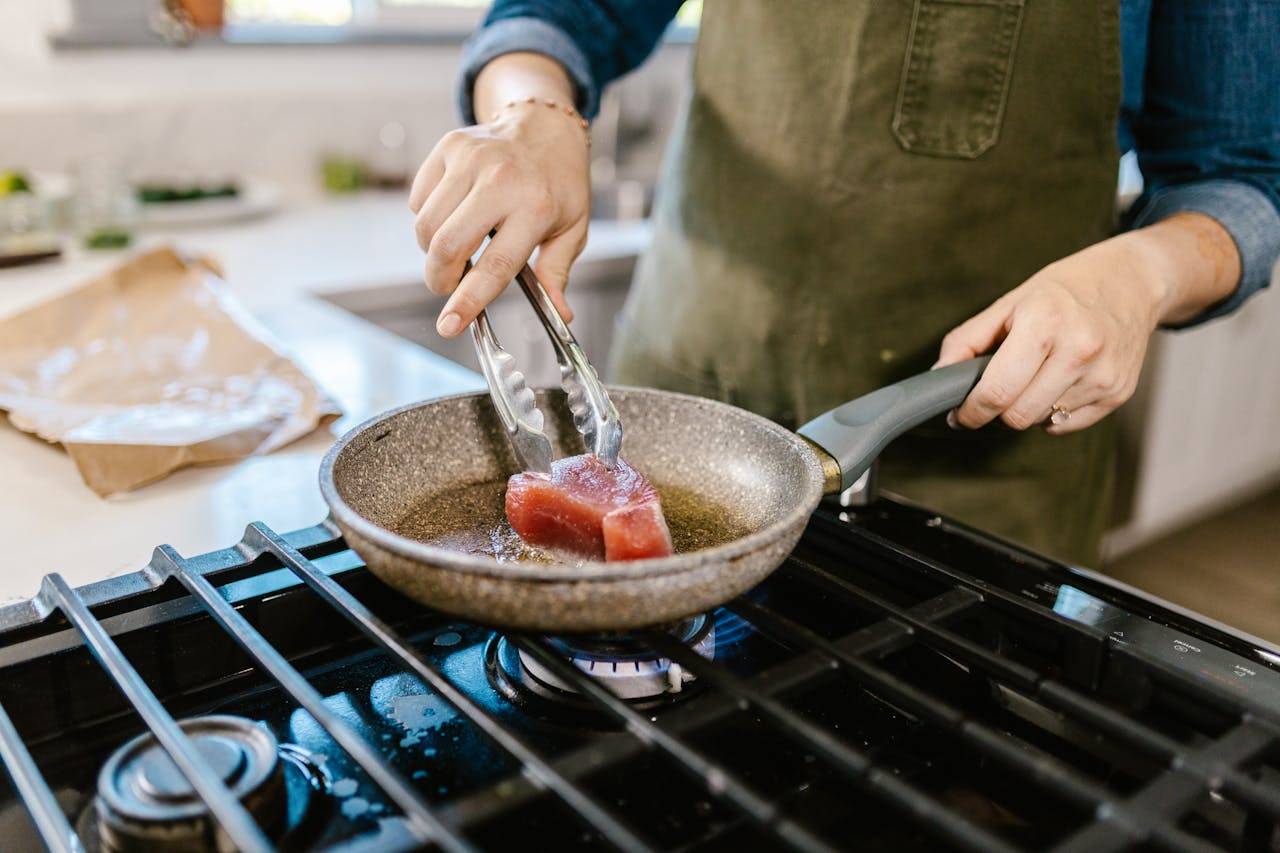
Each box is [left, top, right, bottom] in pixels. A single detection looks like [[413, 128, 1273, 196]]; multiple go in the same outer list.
[[1, 512, 1278, 852], [509, 635, 837, 853], [441, 586, 983, 837], [226, 522, 650, 853], [148, 538, 477, 853], [736, 562, 1277, 853], [0, 696, 81, 853], [779, 553, 1280, 831], [41, 572, 275, 853]]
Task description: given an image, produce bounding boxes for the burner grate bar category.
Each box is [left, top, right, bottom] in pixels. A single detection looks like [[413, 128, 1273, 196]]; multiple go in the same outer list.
[[1038, 683, 1280, 821], [785, 556, 1280, 824], [802, 519, 1112, 686], [640, 629, 1020, 853], [240, 523, 656, 853], [0, 700, 85, 853], [1052, 722, 1277, 853], [816, 519, 1280, 725], [511, 634, 836, 853], [39, 573, 274, 853], [729, 597, 1107, 803], [150, 546, 475, 853], [438, 588, 980, 833], [726, 595, 1229, 853], [782, 557, 1041, 691]]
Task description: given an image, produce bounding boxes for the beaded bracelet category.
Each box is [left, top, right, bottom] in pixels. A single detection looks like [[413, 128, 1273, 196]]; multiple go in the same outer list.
[[489, 96, 591, 147]]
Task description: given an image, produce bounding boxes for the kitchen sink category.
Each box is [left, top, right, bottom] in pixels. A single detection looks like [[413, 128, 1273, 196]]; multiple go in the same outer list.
[[318, 247, 639, 389]]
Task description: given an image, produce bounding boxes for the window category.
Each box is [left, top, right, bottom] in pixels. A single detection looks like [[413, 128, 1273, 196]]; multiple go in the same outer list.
[[53, 0, 697, 49], [225, 0, 488, 30], [52, 0, 490, 48], [226, 0, 355, 26]]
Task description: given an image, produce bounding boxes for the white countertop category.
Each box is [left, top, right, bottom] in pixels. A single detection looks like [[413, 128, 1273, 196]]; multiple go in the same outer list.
[[0, 194, 649, 601]]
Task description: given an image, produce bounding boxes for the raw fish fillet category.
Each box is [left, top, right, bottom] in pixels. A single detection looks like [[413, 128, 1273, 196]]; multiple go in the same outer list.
[[505, 454, 674, 561], [601, 502, 673, 562]]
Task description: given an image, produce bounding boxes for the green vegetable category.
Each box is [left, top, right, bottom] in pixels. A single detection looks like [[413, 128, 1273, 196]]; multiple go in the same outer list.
[[136, 182, 240, 204], [321, 157, 367, 194], [0, 171, 32, 196], [83, 227, 133, 250]]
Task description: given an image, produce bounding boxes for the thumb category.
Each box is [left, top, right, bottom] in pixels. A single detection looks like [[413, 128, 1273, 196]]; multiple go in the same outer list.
[[934, 299, 1012, 368], [532, 221, 587, 323]]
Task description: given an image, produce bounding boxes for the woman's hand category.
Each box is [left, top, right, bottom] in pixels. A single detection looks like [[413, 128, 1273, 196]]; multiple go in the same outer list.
[[409, 53, 591, 337], [935, 213, 1240, 434]]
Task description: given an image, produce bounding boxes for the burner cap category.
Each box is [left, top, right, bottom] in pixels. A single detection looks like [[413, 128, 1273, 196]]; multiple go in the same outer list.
[[514, 615, 715, 701], [134, 735, 247, 803], [96, 715, 285, 852]]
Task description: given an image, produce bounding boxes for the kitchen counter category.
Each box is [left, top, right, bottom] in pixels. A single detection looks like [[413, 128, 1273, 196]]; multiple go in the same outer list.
[[0, 194, 650, 599]]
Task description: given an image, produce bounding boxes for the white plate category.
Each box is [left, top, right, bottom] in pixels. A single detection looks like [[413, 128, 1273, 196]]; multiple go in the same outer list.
[[138, 180, 281, 228]]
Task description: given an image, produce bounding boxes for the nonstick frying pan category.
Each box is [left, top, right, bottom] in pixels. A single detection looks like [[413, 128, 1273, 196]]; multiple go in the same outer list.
[[319, 357, 989, 632]]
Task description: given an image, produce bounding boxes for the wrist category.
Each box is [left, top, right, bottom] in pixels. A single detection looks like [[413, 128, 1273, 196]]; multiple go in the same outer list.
[[488, 97, 591, 149], [1136, 213, 1241, 326], [474, 52, 576, 125], [1122, 227, 1181, 328]]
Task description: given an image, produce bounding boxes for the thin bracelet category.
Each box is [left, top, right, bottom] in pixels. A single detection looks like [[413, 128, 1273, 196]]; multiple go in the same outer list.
[[488, 96, 591, 147]]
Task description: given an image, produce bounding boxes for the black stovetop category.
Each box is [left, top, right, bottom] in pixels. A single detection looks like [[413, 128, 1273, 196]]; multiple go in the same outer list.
[[0, 497, 1278, 852]]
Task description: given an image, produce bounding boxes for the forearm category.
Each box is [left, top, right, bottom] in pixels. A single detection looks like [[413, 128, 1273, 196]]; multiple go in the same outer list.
[[1130, 212, 1241, 327], [474, 52, 577, 125], [457, 1, 684, 122]]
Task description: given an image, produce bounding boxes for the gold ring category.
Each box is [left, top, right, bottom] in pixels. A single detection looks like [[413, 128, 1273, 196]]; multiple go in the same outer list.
[[1049, 406, 1071, 426]]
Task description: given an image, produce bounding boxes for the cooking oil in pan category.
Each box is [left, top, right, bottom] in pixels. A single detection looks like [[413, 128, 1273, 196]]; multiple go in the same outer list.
[[391, 480, 751, 564]]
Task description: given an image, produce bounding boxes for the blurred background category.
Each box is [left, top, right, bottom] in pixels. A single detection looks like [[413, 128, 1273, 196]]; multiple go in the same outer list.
[[1, 0, 1276, 637], [1, 0, 699, 205]]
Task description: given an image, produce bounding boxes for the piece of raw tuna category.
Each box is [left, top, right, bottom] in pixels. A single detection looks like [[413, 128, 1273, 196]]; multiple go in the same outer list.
[[600, 501, 674, 561], [505, 454, 674, 561]]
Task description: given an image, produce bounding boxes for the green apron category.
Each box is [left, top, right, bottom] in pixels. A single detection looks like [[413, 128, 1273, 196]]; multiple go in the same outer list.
[[609, 0, 1122, 565]]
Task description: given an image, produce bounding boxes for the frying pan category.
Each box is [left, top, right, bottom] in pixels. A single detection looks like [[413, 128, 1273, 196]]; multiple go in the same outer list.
[[319, 357, 988, 632]]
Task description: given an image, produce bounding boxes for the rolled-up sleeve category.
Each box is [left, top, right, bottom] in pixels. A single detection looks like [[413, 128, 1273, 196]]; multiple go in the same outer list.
[[1126, 0, 1280, 327], [1130, 180, 1280, 325], [456, 1, 684, 123]]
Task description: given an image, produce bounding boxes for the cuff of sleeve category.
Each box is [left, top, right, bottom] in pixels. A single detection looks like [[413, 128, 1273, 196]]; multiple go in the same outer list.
[[455, 16, 599, 125], [1128, 179, 1280, 328]]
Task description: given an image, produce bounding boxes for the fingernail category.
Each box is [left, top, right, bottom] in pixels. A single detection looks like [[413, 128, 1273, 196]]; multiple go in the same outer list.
[[930, 359, 943, 370], [437, 312, 462, 337], [946, 410, 959, 430]]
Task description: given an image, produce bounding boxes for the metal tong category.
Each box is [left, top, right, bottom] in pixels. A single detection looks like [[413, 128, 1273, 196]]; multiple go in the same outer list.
[[469, 260, 623, 474]]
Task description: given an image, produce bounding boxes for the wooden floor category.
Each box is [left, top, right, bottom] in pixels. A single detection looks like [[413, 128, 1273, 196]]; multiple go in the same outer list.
[[1105, 488, 1280, 644]]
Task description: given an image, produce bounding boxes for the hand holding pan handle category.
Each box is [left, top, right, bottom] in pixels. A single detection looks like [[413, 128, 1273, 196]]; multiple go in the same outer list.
[[796, 356, 991, 492]]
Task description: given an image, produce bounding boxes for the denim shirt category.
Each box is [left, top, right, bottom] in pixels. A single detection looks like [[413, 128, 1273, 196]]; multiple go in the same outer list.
[[459, 1, 1280, 326]]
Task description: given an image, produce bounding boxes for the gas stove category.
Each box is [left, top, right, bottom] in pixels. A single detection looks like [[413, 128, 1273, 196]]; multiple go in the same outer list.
[[0, 497, 1278, 852]]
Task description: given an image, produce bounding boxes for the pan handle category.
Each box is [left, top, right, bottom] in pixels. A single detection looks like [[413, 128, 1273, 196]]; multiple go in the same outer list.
[[796, 356, 990, 493]]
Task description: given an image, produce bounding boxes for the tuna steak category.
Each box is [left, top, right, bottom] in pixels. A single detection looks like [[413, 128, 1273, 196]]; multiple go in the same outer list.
[[505, 454, 674, 561]]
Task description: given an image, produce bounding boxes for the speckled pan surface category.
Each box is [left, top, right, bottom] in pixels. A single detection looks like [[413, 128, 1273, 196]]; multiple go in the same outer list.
[[319, 387, 825, 631]]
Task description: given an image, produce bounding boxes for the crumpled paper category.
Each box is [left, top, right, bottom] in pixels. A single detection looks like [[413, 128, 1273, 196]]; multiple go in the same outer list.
[[0, 247, 341, 495]]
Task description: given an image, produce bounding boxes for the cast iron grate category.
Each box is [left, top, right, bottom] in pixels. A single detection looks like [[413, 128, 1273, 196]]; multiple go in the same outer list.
[[0, 509, 1277, 852]]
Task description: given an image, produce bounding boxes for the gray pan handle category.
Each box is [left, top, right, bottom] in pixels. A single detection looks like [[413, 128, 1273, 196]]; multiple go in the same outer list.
[[796, 356, 990, 492]]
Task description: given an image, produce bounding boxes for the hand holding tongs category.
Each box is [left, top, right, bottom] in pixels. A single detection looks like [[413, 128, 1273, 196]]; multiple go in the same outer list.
[[468, 259, 623, 474]]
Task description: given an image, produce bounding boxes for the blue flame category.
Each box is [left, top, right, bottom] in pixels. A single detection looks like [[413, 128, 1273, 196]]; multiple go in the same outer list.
[[712, 607, 756, 648]]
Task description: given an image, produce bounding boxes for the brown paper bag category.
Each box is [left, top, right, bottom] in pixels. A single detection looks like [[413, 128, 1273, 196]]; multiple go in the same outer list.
[[0, 247, 341, 495]]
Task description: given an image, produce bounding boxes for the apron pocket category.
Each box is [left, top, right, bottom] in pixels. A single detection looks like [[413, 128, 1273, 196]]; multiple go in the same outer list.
[[892, 0, 1025, 159]]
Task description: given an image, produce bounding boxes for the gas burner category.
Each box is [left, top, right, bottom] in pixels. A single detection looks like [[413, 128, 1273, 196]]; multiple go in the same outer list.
[[86, 715, 328, 853], [488, 615, 715, 709]]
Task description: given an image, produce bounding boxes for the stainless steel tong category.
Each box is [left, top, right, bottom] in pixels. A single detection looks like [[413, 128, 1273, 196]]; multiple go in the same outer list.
[[468, 260, 623, 474]]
